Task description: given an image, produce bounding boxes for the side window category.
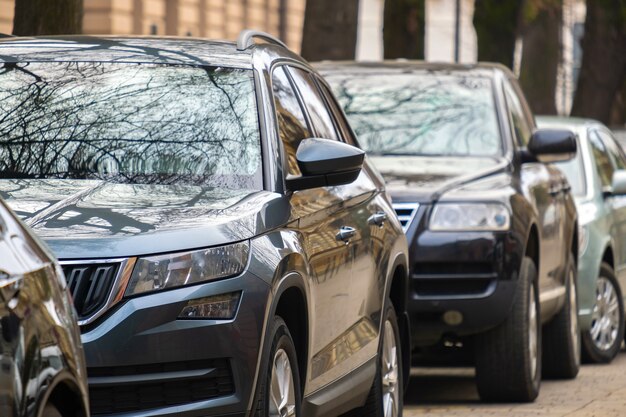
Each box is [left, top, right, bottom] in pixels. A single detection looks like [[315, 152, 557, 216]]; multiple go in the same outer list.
[[271, 66, 311, 176], [287, 67, 340, 141], [315, 79, 359, 146], [597, 129, 626, 171], [503, 81, 533, 147], [589, 129, 615, 188]]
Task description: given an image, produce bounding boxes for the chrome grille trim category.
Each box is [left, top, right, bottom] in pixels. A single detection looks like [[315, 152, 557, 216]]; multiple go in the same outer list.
[[392, 203, 420, 232], [60, 258, 132, 327]]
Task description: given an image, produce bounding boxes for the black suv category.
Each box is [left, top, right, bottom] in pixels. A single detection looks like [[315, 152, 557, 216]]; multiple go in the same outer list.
[[0, 33, 409, 417], [319, 61, 580, 402]]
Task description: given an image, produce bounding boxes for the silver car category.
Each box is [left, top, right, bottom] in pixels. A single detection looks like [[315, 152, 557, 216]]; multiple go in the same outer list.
[[540, 116, 626, 363]]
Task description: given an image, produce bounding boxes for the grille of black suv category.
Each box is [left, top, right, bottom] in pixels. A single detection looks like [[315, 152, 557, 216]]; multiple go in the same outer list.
[[412, 262, 497, 297], [392, 203, 420, 232], [62, 263, 120, 320], [88, 359, 234, 414]]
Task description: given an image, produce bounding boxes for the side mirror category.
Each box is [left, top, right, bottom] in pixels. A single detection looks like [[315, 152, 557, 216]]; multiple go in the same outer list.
[[611, 170, 626, 196], [286, 138, 364, 191], [526, 129, 577, 163]]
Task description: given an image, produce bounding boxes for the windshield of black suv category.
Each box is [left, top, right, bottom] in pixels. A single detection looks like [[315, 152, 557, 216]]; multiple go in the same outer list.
[[0, 62, 262, 190], [325, 70, 502, 157]]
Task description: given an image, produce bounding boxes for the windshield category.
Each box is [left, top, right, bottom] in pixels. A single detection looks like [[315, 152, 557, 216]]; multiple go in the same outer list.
[[325, 71, 502, 157], [0, 62, 262, 190]]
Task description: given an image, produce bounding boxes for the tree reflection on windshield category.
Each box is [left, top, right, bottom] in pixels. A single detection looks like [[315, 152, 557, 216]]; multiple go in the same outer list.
[[325, 71, 501, 157], [0, 62, 262, 190]]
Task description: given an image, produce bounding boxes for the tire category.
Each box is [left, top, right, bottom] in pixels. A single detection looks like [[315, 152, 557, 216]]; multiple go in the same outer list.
[[474, 256, 541, 402], [343, 302, 403, 417], [254, 316, 302, 417], [582, 262, 625, 363], [542, 252, 580, 379], [42, 404, 63, 417]]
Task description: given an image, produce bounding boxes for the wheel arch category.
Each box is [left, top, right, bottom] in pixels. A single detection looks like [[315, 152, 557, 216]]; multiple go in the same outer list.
[[37, 373, 88, 417], [525, 223, 540, 278]]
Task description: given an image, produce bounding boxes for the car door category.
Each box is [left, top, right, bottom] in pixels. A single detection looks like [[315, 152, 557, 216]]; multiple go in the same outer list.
[[270, 65, 376, 393], [503, 80, 562, 298], [596, 128, 626, 287]]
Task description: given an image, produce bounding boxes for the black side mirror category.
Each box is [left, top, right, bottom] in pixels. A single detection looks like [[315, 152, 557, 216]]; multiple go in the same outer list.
[[525, 129, 577, 163], [286, 138, 365, 191]]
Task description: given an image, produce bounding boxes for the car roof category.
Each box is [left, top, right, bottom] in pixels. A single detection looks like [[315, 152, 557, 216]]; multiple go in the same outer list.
[[536, 115, 606, 135], [0, 35, 254, 68], [313, 60, 512, 79]]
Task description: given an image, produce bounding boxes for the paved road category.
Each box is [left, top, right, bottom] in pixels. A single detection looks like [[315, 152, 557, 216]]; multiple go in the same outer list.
[[404, 348, 626, 416]]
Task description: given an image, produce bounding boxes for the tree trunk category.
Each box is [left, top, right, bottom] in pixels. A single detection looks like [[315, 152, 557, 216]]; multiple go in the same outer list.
[[571, 0, 626, 124], [301, 0, 360, 61], [610, 78, 626, 126], [383, 0, 425, 59], [13, 0, 83, 36], [473, 0, 523, 69], [518, 0, 562, 115]]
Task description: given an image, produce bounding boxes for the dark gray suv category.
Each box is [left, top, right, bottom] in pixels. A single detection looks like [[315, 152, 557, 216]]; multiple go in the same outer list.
[[0, 32, 409, 417]]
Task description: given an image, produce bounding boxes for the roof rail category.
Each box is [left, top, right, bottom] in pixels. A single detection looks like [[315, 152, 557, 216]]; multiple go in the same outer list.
[[236, 29, 287, 51]]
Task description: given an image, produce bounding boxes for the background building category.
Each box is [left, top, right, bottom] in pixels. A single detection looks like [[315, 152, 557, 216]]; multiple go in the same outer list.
[[0, 0, 306, 51]]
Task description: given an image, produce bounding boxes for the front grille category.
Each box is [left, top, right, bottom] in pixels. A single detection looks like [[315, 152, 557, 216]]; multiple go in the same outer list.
[[62, 263, 120, 320], [392, 203, 419, 232], [88, 359, 234, 415], [412, 262, 497, 297], [412, 277, 495, 297], [414, 262, 494, 276]]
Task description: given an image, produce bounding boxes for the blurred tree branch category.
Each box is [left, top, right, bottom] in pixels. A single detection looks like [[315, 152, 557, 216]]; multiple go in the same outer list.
[[383, 0, 425, 59], [571, 0, 626, 124], [13, 0, 83, 36], [518, 0, 562, 114], [301, 0, 360, 61], [473, 0, 523, 69]]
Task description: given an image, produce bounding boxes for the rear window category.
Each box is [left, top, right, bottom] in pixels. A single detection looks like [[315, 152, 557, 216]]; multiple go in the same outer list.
[[0, 62, 262, 190]]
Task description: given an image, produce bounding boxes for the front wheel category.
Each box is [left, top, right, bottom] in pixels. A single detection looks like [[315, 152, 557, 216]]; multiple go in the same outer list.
[[474, 256, 541, 402], [542, 252, 580, 379], [255, 316, 302, 417], [582, 263, 625, 363], [343, 301, 403, 417]]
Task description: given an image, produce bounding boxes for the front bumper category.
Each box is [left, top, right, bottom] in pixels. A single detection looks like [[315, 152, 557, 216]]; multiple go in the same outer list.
[[81, 272, 270, 417], [407, 227, 523, 347]]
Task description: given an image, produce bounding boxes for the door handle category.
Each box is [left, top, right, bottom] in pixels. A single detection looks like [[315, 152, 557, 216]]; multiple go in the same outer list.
[[368, 212, 387, 227], [336, 226, 356, 243]]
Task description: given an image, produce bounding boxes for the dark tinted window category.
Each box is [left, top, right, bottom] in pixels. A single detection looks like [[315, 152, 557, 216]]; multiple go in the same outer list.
[[598, 129, 626, 170], [271, 66, 311, 176], [325, 71, 501, 156], [589, 129, 614, 188], [0, 62, 262, 189], [288, 67, 339, 141]]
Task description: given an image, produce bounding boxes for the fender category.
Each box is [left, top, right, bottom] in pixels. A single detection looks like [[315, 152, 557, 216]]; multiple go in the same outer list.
[[36, 371, 88, 417]]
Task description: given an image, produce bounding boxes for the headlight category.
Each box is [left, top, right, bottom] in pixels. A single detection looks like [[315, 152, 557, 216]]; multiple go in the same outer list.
[[125, 241, 249, 297], [429, 203, 510, 231]]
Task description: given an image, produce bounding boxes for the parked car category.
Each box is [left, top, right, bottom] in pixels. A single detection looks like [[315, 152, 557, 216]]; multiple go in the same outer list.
[[0, 33, 410, 417], [539, 116, 626, 363], [318, 61, 580, 402], [0, 198, 89, 417]]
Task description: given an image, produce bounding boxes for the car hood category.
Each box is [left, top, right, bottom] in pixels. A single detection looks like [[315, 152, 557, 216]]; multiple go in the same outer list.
[[0, 179, 289, 259], [368, 155, 507, 202]]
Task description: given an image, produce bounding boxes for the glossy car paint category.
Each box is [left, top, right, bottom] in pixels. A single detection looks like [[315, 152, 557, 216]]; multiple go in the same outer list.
[[0, 199, 89, 417], [538, 116, 626, 331], [0, 37, 409, 417], [317, 62, 578, 348]]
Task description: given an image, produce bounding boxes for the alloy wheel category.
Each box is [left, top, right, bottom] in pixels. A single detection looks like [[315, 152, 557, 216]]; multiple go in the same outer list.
[[270, 349, 296, 417], [382, 319, 400, 417], [590, 276, 621, 351]]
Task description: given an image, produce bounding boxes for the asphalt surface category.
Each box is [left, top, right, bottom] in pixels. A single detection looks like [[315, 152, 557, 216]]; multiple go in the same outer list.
[[404, 348, 626, 416]]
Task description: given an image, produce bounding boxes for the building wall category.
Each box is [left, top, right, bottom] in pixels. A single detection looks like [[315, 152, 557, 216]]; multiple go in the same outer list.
[[0, 0, 305, 51]]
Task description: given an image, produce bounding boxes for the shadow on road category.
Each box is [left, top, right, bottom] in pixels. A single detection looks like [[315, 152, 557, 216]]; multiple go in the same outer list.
[[404, 368, 481, 405]]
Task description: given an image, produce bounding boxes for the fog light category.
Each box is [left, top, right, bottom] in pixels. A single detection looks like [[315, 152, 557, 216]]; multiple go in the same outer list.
[[443, 310, 463, 326], [178, 292, 241, 320]]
